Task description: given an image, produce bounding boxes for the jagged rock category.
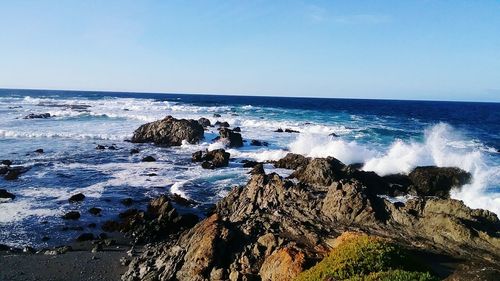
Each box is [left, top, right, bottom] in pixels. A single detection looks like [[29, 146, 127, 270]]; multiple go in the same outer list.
[[131, 116, 204, 146], [274, 128, 284, 132], [233, 127, 241, 132], [249, 163, 265, 175], [141, 156, 156, 162], [259, 247, 306, 281], [23, 113, 51, 119], [198, 117, 211, 128], [1, 160, 12, 166], [291, 157, 345, 186], [218, 128, 243, 147], [122, 159, 500, 281], [192, 149, 230, 169], [68, 193, 85, 203], [285, 128, 299, 133], [273, 153, 309, 170], [0, 189, 15, 200], [62, 211, 81, 220], [408, 166, 471, 198]]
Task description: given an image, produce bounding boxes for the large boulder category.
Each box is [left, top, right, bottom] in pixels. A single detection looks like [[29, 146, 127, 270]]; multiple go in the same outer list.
[[408, 166, 471, 198], [218, 128, 243, 148], [197, 117, 211, 128], [131, 116, 204, 146]]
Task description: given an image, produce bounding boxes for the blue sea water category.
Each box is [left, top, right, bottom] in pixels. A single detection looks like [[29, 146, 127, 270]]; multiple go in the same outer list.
[[0, 88, 499, 247]]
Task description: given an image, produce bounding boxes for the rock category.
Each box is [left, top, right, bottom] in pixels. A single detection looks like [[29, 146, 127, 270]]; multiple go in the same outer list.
[[273, 153, 309, 170], [131, 116, 204, 146], [76, 233, 95, 241], [285, 128, 300, 133], [88, 207, 102, 215], [96, 145, 106, 150], [249, 163, 265, 175], [408, 166, 471, 198], [169, 193, 198, 207], [242, 160, 260, 168], [329, 132, 339, 137], [101, 220, 120, 232], [233, 127, 241, 132], [192, 149, 230, 169], [259, 247, 306, 281], [44, 245, 72, 255], [213, 113, 222, 118], [121, 198, 134, 206], [34, 148, 44, 153], [0, 189, 15, 200], [215, 121, 230, 127], [274, 128, 283, 132], [1, 160, 12, 166], [291, 157, 346, 186], [198, 117, 211, 128], [218, 128, 243, 147], [41, 236, 50, 241], [4, 169, 21, 180], [62, 211, 81, 220], [108, 145, 117, 150], [68, 193, 85, 203], [130, 148, 140, 154], [250, 139, 268, 146], [23, 113, 51, 119], [119, 208, 139, 219], [141, 156, 156, 162]]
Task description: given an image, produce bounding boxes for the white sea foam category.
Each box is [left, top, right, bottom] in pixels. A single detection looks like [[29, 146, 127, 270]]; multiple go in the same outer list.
[[171, 181, 190, 199]]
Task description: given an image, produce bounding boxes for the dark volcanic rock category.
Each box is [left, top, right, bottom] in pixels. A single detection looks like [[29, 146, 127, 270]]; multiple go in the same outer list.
[[285, 128, 300, 133], [197, 117, 211, 128], [96, 144, 106, 150], [0, 189, 15, 200], [274, 128, 284, 132], [218, 128, 243, 147], [408, 166, 471, 198], [273, 153, 309, 170], [141, 156, 156, 162], [1, 160, 12, 166], [62, 211, 81, 220], [68, 193, 85, 203], [34, 148, 44, 153], [88, 207, 102, 215], [131, 116, 204, 146], [192, 149, 230, 169], [241, 160, 260, 168], [130, 148, 140, 154], [233, 127, 241, 132], [23, 113, 51, 119], [4, 168, 22, 180]]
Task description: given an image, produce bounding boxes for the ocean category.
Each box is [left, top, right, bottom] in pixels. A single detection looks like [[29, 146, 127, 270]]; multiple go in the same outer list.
[[0, 88, 499, 248]]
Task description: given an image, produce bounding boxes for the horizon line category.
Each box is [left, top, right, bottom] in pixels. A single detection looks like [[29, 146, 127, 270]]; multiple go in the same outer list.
[[0, 87, 498, 104]]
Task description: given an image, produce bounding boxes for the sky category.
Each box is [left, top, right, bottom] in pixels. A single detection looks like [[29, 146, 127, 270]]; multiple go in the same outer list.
[[0, 0, 499, 102]]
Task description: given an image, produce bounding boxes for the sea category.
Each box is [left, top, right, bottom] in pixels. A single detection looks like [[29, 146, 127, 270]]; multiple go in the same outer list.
[[0, 88, 499, 248]]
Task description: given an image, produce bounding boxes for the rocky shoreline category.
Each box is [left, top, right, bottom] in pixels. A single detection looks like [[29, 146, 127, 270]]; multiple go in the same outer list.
[[1, 115, 499, 280]]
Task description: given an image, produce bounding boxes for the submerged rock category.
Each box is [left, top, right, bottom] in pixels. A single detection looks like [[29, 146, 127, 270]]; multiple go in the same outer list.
[[141, 156, 156, 162], [68, 193, 85, 203], [62, 211, 81, 220], [131, 115, 204, 146], [23, 113, 51, 119]]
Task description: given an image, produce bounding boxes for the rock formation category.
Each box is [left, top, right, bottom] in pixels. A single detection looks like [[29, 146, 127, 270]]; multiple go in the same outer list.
[[131, 116, 204, 146]]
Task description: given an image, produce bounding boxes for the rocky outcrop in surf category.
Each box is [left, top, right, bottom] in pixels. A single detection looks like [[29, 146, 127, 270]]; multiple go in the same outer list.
[[131, 116, 204, 146], [122, 155, 498, 281], [192, 149, 230, 169]]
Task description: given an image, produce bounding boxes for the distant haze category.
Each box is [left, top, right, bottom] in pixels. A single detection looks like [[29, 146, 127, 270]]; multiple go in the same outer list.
[[0, 0, 499, 102]]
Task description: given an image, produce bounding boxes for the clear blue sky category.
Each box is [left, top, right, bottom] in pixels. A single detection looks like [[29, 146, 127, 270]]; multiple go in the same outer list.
[[0, 0, 499, 101]]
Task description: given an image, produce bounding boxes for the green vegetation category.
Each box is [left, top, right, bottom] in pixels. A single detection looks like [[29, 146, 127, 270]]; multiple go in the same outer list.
[[294, 233, 438, 281]]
